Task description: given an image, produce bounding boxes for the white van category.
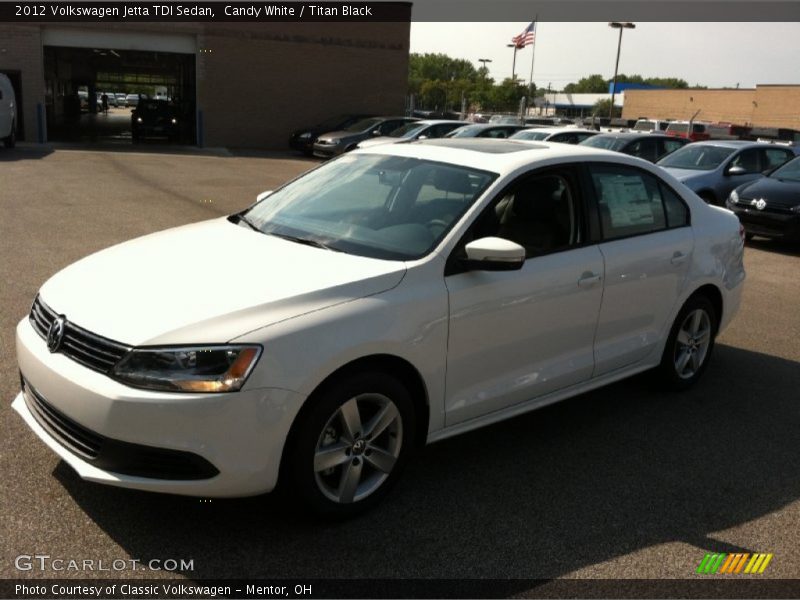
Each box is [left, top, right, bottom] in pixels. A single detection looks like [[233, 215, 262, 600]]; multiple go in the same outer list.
[[0, 73, 17, 147]]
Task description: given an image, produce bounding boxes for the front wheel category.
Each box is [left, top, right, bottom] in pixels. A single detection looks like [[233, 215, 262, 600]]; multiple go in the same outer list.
[[285, 372, 415, 518], [657, 295, 718, 390]]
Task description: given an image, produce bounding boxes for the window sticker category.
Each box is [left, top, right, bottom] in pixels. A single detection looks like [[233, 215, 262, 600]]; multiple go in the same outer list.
[[596, 175, 656, 227]]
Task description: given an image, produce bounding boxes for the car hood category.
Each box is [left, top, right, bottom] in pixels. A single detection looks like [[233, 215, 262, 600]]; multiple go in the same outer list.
[[39, 218, 406, 346], [317, 130, 362, 143], [737, 177, 800, 204]]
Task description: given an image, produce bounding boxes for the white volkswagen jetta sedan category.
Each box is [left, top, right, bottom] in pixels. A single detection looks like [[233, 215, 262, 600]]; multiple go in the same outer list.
[[14, 139, 745, 517]]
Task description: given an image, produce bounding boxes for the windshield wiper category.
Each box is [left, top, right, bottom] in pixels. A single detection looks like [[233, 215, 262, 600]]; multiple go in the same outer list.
[[267, 231, 342, 252], [228, 213, 260, 232]]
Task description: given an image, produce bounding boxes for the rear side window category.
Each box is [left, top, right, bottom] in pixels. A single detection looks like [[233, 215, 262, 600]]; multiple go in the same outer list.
[[762, 148, 793, 170], [589, 165, 688, 240]]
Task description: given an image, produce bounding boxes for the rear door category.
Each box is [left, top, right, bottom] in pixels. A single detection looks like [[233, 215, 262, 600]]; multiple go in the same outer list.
[[588, 163, 694, 376]]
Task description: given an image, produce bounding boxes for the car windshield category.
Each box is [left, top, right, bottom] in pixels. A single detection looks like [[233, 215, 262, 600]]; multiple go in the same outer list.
[[387, 123, 426, 138], [345, 118, 383, 133], [770, 156, 800, 181], [658, 145, 736, 170], [242, 154, 496, 260], [447, 125, 486, 138], [580, 136, 628, 151], [634, 120, 655, 131], [511, 130, 550, 141]]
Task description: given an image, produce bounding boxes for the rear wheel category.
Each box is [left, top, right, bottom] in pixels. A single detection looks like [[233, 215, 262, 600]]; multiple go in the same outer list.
[[657, 295, 718, 390], [285, 372, 415, 518]]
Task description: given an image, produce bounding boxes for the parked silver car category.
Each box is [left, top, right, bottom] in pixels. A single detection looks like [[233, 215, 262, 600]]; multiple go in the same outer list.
[[312, 116, 418, 158]]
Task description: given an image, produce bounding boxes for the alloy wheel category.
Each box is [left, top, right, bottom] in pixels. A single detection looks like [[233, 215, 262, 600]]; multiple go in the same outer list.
[[673, 308, 712, 379], [313, 393, 403, 504]]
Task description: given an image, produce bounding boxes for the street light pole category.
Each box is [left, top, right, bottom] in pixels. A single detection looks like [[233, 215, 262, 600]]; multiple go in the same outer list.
[[506, 43, 519, 81], [477, 58, 492, 78], [608, 21, 635, 119]]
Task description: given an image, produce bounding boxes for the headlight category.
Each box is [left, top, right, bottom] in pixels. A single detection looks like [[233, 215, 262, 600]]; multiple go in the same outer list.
[[298, 132, 311, 139], [171, 118, 177, 124], [136, 117, 143, 123], [791, 204, 800, 214], [729, 189, 739, 204], [111, 345, 261, 393]]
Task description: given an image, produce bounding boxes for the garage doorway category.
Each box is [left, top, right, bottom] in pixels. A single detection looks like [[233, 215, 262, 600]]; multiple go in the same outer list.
[[43, 44, 196, 145]]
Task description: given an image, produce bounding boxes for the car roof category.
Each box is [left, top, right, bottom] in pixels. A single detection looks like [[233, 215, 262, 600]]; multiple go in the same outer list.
[[685, 140, 779, 149], [416, 120, 469, 126], [519, 127, 596, 135], [352, 138, 643, 174]]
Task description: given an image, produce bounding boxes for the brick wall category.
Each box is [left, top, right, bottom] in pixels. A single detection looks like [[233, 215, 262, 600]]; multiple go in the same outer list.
[[623, 86, 800, 130], [198, 23, 409, 148]]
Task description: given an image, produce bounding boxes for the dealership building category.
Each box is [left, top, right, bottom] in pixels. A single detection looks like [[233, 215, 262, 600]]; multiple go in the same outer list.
[[0, 21, 410, 147], [622, 85, 800, 132]]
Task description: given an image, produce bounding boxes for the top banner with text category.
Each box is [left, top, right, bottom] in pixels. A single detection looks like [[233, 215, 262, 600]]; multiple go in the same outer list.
[[2, 0, 800, 22]]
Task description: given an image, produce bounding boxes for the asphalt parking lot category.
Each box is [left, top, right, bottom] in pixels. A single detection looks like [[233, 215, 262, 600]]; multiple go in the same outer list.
[[1, 146, 799, 589]]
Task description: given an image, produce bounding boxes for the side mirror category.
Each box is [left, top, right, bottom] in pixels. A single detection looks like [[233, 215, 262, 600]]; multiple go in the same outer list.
[[463, 237, 525, 271], [256, 190, 273, 202], [417, 135, 429, 140], [371, 129, 382, 136], [726, 165, 747, 176]]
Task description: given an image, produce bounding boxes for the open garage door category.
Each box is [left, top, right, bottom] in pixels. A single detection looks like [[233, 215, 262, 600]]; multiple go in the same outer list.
[[42, 29, 196, 145]]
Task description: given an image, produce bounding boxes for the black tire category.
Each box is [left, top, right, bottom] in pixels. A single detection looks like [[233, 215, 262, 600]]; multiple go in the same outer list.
[[3, 122, 15, 148], [656, 294, 718, 390], [284, 371, 416, 518]]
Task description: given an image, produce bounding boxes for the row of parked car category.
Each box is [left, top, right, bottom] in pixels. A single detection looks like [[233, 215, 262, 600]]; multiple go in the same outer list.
[[289, 114, 800, 242]]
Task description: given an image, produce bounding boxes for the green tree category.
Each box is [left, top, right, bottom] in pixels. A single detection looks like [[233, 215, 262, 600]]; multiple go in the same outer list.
[[592, 98, 620, 118], [563, 74, 608, 94]]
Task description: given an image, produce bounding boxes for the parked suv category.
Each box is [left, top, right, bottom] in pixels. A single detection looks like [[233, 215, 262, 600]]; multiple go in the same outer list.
[[0, 73, 17, 148]]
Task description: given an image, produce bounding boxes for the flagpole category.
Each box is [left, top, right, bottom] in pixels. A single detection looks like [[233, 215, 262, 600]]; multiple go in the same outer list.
[[527, 15, 538, 114]]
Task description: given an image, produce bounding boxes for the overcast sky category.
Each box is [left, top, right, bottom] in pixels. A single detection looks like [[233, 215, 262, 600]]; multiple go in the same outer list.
[[409, 23, 800, 90]]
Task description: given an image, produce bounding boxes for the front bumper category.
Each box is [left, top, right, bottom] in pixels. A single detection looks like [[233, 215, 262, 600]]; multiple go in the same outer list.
[[14, 318, 306, 497], [727, 202, 800, 240], [311, 143, 343, 158]]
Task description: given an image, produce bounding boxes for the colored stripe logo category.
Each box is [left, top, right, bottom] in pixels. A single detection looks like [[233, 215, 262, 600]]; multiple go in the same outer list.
[[696, 553, 773, 574]]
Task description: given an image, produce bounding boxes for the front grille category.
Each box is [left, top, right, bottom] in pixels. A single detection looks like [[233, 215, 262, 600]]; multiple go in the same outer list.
[[23, 377, 102, 459], [21, 376, 219, 481], [29, 296, 131, 373]]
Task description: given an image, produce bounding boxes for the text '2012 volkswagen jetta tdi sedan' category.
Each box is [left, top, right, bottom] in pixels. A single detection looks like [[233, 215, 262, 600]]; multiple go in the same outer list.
[[14, 139, 745, 517]]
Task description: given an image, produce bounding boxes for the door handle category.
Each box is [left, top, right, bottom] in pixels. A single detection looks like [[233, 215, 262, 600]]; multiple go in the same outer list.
[[578, 273, 602, 287], [670, 251, 688, 266]]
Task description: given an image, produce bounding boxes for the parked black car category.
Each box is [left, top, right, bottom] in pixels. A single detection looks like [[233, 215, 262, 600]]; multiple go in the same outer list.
[[289, 114, 374, 155], [131, 100, 181, 142], [579, 132, 689, 163], [726, 154, 800, 241]]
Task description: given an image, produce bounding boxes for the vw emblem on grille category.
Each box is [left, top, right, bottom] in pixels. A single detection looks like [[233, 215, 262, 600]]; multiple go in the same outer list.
[[47, 316, 66, 353], [752, 198, 767, 211]]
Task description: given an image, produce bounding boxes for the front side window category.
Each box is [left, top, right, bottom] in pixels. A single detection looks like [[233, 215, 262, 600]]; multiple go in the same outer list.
[[242, 154, 496, 260], [729, 148, 761, 173], [466, 171, 581, 258], [590, 165, 670, 240], [580, 136, 628, 151], [769, 155, 800, 181]]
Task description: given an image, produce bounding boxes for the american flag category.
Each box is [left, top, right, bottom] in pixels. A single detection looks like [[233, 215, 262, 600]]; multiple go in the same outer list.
[[511, 22, 536, 48]]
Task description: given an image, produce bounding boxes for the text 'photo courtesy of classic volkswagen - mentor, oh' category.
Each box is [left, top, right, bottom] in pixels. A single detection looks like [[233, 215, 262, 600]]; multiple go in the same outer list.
[[13, 138, 745, 517]]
